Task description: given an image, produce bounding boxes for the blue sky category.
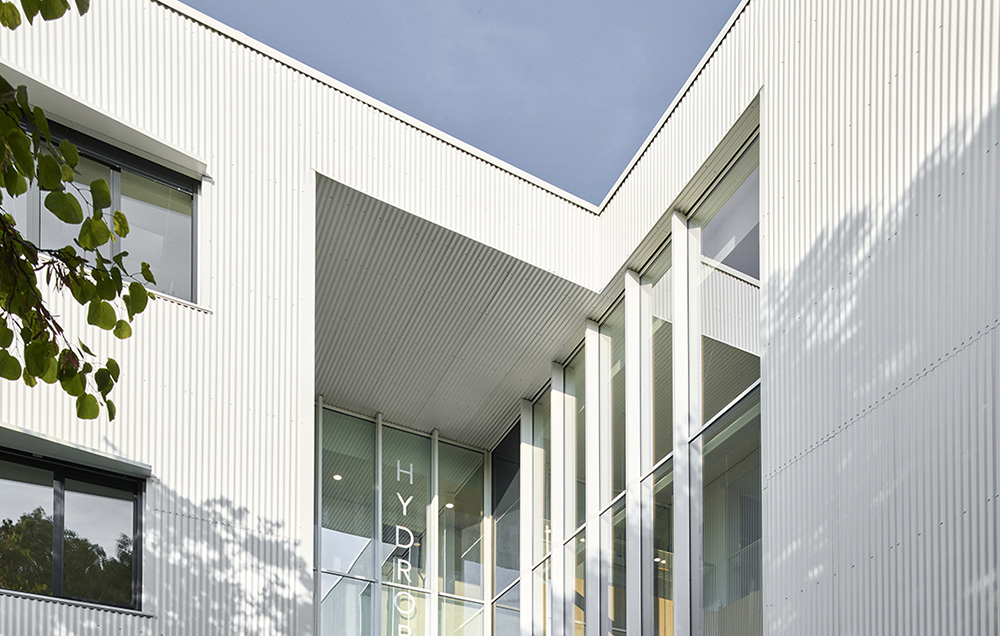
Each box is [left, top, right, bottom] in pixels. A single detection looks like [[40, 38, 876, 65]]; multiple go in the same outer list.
[[184, 0, 743, 204]]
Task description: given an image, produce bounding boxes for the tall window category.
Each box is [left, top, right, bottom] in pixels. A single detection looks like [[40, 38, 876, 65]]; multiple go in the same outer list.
[[599, 303, 626, 506], [564, 347, 586, 534], [532, 390, 552, 563], [701, 388, 761, 636], [492, 422, 521, 605], [0, 449, 142, 609], [11, 123, 197, 301]]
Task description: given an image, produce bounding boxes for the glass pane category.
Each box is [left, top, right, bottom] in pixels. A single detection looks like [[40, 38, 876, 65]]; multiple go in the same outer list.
[[321, 409, 376, 578], [383, 428, 431, 589], [439, 443, 484, 599], [0, 459, 54, 595], [644, 246, 673, 467], [566, 530, 586, 636], [493, 581, 520, 636], [652, 464, 674, 636], [602, 498, 626, 635], [702, 337, 760, 425], [383, 584, 428, 636], [440, 597, 484, 636], [532, 390, 551, 563], [532, 559, 552, 636], [63, 479, 134, 606], [600, 303, 626, 506], [120, 169, 194, 300], [40, 155, 111, 259], [697, 141, 760, 280], [492, 423, 520, 593], [702, 388, 761, 636], [564, 348, 586, 533], [320, 573, 372, 636]]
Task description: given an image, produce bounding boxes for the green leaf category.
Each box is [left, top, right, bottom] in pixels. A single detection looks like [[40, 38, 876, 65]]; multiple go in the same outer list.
[[110, 265, 123, 294], [60, 372, 85, 396], [0, 350, 21, 380], [59, 138, 78, 167], [0, 321, 13, 348], [76, 394, 99, 420], [86, 299, 116, 330], [32, 106, 48, 141], [19, 0, 37, 24], [0, 2, 23, 29], [60, 163, 73, 182], [69, 278, 96, 304], [73, 0, 85, 15], [78, 216, 111, 250], [44, 191, 83, 224], [94, 271, 115, 301], [14, 84, 27, 114], [6, 128, 33, 179], [78, 339, 94, 356], [23, 339, 53, 378], [40, 356, 57, 383], [106, 357, 119, 382], [22, 372, 36, 387], [37, 154, 62, 190], [112, 319, 131, 339], [94, 367, 112, 394], [126, 282, 148, 318], [140, 262, 156, 285], [106, 399, 115, 421], [90, 178, 111, 209], [38, 0, 65, 20], [4, 169, 26, 197], [112, 209, 129, 237]]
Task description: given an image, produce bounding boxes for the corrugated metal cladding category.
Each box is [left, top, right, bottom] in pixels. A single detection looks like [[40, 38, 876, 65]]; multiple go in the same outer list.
[[0, 0, 996, 634], [755, 1, 999, 635]]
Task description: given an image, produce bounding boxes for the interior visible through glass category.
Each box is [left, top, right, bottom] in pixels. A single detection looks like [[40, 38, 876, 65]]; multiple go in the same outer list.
[[382, 428, 431, 589], [564, 347, 586, 533], [492, 422, 520, 594], [439, 442, 484, 599], [532, 390, 551, 563], [600, 303, 626, 505], [321, 409, 376, 578], [702, 388, 762, 636]]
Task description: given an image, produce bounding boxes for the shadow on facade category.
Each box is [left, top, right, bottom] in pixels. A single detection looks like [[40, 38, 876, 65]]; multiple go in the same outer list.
[[762, 95, 999, 633]]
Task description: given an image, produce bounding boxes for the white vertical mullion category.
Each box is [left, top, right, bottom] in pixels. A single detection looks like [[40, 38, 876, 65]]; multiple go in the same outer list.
[[520, 399, 535, 636], [375, 412, 384, 636], [430, 428, 440, 636], [624, 271, 643, 635], [688, 226, 704, 636], [638, 271, 655, 636], [550, 362, 567, 636], [314, 397, 324, 636], [583, 322, 601, 636], [484, 448, 494, 636], [671, 212, 693, 636]]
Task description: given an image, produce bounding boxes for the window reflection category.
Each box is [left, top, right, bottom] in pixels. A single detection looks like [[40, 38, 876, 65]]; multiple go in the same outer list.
[[439, 442, 484, 599], [440, 596, 484, 636], [383, 584, 428, 636], [492, 422, 520, 594], [532, 391, 551, 562], [644, 246, 674, 467], [320, 573, 372, 636], [652, 464, 674, 636], [564, 349, 586, 533], [0, 460, 54, 595], [321, 410, 376, 578], [602, 499, 627, 636], [63, 479, 134, 606], [493, 581, 520, 636], [567, 530, 586, 636], [600, 304, 626, 505], [702, 388, 762, 636]]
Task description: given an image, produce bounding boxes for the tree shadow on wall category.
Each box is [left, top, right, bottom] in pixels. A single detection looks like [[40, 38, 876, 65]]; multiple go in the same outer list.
[[4, 482, 314, 636], [761, 93, 999, 634]]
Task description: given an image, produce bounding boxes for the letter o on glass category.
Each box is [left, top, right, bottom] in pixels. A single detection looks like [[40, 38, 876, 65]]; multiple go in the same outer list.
[[394, 590, 417, 618]]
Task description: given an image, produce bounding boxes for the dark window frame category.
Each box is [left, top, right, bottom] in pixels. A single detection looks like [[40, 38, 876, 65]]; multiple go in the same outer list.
[[17, 119, 200, 302], [0, 448, 144, 610]]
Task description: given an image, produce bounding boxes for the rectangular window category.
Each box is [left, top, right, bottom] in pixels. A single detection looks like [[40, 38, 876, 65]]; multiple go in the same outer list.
[[643, 244, 674, 468], [564, 347, 586, 533], [702, 387, 761, 636], [599, 303, 626, 506], [438, 442, 484, 599], [532, 390, 551, 563], [382, 428, 431, 589], [16, 122, 198, 301], [0, 449, 142, 609], [492, 422, 520, 595], [566, 529, 586, 636]]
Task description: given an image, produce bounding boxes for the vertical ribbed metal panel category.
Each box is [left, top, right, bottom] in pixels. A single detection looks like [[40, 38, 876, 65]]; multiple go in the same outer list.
[[758, 1, 1000, 635]]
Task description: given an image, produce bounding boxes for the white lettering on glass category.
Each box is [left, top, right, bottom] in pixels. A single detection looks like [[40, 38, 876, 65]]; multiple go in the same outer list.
[[396, 492, 414, 516], [397, 460, 413, 485], [394, 590, 416, 617], [395, 558, 412, 584]]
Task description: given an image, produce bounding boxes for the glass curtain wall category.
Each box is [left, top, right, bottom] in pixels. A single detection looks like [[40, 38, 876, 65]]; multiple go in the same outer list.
[[492, 423, 521, 597], [644, 245, 674, 469], [601, 498, 626, 636], [532, 391, 552, 563], [701, 388, 761, 636], [319, 407, 487, 636], [566, 530, 586, 636], [599, 305, 627, 506], [564, 348, 586, 534], [650, 463, 674, 636]]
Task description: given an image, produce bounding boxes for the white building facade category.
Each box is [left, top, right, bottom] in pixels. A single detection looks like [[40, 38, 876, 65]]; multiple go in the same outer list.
[[0, 1, 997, 635]]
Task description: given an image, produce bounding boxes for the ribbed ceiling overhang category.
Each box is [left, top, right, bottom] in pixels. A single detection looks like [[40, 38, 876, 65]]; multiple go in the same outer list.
[[315, 176, 608, 449]]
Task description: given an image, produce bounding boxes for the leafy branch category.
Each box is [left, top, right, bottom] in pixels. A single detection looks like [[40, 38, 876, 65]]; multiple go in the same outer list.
[[0, 0, 155, 420]]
